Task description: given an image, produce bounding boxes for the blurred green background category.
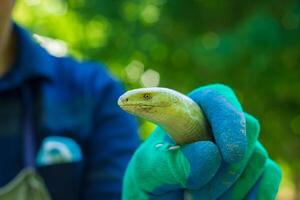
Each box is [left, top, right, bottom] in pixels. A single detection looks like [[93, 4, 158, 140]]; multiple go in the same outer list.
[[14, 0, 300, 199]]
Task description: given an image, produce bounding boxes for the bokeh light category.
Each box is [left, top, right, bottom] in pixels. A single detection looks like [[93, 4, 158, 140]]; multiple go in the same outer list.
[[140, 69, 160, 87], [33, 34, 68, 57], [125, 60, 144, 83]]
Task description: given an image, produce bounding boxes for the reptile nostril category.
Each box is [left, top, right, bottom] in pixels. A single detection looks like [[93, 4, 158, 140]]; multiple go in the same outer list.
[[125, 98, 128, 102]]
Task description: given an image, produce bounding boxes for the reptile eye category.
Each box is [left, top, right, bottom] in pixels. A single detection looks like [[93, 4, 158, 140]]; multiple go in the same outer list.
[[143, 93, 152, 100]]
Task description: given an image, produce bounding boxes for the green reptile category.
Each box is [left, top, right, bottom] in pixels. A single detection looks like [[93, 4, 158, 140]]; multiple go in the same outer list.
[[118, 87, 212, 145]]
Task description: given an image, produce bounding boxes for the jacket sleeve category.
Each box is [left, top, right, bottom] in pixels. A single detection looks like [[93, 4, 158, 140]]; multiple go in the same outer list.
[[82, 66, 140, 200]]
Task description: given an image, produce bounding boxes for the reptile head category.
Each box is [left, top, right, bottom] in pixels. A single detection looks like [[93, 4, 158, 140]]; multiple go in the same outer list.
[[118, 87, 179, 122]]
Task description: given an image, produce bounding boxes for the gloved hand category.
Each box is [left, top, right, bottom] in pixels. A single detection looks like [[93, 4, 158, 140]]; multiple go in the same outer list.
[[122, 84, 281, 200]]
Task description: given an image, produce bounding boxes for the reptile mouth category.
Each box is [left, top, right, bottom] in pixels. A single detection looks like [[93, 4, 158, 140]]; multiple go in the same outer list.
[[120, 104, 168, 108]]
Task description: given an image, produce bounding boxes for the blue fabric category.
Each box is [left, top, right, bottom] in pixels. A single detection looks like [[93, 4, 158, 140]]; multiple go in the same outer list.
[[0, 23, 139, 200]]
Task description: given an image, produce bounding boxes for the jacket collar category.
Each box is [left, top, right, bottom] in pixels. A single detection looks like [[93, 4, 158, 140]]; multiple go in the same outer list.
[[0, 23, 54, 91], [14, 23, 54, 82]]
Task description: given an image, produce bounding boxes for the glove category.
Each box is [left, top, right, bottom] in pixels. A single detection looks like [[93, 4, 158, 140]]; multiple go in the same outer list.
[[187, 85, 282, 199], [217, 145, 282, 200], [244, 159, 282, 200], [122, 84, 281, 200]]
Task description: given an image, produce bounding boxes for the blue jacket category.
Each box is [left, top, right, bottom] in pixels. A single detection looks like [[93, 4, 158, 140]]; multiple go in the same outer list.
[[0, 24, 139, 199]]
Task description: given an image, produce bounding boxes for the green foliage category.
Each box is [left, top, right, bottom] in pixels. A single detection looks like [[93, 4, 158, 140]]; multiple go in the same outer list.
[[14, 0, 300, 194]]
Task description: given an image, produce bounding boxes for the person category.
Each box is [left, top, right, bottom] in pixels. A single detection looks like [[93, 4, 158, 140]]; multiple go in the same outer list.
[[0, 1, 281, 200]]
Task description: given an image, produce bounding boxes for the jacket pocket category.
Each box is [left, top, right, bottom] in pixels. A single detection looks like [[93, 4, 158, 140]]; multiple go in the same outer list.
[[38, 161, 83, 200]]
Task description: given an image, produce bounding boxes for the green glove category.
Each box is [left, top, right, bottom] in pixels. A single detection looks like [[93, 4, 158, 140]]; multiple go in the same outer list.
[[123, 127, 221, 199], [242, 159, 282, 200], [122, 84, 281, 200], [219, 143, 282, 200]]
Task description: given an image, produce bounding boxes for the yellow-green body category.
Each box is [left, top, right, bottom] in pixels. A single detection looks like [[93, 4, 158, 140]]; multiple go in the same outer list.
[[118, 87, 212, 144]]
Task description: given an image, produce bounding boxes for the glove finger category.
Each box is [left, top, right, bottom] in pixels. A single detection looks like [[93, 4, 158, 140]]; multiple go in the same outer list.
[[219, 142, 268, 200], [149, 189, 183, 200], [182, 141, 221, 189], [188, 84, 246, 163], [151, 141, 221, 195], [190, 84, 244, 110], [246, 159, 282, 200], [243, 113, 260, 151], [135, 127, 221, 196], [187, 142, 261, 200], [187, 113, 261, 200]]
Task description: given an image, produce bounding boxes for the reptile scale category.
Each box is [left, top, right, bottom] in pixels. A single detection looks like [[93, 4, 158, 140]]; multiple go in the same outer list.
[[118, 87, 212, 145]]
